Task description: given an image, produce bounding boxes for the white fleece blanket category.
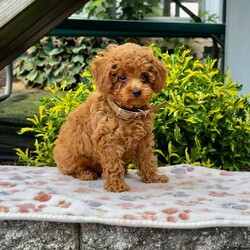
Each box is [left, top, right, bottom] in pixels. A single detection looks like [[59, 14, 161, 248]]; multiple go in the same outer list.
[[0, 164, 249, 229]]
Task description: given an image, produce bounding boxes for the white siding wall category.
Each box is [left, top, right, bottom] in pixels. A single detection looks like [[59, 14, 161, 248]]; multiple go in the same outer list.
[[225, 0, 250, 96]]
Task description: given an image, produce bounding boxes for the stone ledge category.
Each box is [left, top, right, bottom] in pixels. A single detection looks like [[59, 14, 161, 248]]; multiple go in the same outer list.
[[0, 221, 80, 250], [1, 221, 250, 250], [81, 224, 250, 250]]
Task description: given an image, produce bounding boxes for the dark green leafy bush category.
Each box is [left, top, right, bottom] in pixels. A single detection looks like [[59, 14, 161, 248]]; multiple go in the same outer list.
[[14, 0, 161, 89], [16, 45, 250, 171], [13, 37, 98, 88], [85, 0, 161, 20]]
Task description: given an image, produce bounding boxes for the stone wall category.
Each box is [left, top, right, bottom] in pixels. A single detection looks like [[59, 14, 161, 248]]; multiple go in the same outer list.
[[1, 221, 250, 250]]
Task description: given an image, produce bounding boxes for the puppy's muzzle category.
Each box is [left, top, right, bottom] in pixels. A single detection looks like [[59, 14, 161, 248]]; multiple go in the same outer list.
[[132, 88, 142, 98]]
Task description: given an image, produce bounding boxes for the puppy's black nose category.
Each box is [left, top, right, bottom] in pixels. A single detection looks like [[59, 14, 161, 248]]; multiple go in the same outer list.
[[132, 89, 141, 98]]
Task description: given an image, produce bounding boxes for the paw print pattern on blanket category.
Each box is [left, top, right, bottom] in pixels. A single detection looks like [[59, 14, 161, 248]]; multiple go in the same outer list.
[[0, 164, 250, 228]]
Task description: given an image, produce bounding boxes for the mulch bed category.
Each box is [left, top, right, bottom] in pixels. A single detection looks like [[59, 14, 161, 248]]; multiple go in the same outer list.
[[0, 160, 17, 165]]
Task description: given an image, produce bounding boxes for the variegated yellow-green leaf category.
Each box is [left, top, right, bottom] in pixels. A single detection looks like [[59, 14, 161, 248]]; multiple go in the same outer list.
[[227, 89, 238, 96], [209, 59, 217, 70], [39, 105, 46, 121], [18, 127, 33, 134], [185, 117, 197, 124], [185, 148, 191, 163]]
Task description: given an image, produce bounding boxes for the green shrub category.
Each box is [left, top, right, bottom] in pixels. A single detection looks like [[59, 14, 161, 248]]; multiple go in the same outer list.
[[15, 67, 94, 166], [150, 45, 250, 171], [13, 37, 98, 88], [85, 0, 161, 20], [16, 45, 250, 171]]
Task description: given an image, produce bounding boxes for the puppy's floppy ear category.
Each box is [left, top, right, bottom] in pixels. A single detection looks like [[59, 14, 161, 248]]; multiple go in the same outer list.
[[150, 57, 167, 93], [91, 53, 113, 95], [91, 44, 119, 94]]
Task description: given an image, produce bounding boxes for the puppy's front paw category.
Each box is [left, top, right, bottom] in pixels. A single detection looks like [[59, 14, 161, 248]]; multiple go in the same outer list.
[[141, 174, 169, 183], [155, 174, 169, 183], [104, 180, 130, 192]]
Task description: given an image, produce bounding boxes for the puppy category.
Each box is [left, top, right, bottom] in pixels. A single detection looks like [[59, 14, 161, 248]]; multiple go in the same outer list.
[[53, 43, 169, 192]]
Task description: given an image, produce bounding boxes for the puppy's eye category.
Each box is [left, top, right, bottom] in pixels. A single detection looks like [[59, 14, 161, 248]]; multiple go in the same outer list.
[[119, 75, 127, 81], [141, 74, 149, 83]]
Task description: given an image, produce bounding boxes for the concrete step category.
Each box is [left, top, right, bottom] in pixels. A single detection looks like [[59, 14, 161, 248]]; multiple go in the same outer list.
[[1, 221, 250, 250]]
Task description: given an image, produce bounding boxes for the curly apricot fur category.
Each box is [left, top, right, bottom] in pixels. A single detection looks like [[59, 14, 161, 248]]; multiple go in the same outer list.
[[53, 43, 169, 192]]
